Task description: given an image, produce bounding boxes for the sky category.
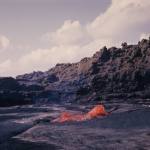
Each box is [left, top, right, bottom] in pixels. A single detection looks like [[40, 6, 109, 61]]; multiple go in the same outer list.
[[0, 0, 150, 77]]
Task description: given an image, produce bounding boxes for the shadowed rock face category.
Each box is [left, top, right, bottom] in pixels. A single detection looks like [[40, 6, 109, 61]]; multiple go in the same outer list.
[[1, 38, 150, 106]]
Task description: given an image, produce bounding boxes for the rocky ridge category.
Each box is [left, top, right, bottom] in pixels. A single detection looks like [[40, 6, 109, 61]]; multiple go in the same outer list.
[[0, 38, 150, 106]]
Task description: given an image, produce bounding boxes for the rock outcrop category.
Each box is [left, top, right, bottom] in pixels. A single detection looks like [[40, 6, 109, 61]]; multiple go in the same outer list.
[[0, 38, 150, 106]]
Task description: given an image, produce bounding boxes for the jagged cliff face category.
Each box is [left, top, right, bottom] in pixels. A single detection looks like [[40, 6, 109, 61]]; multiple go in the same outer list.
[[0, 38, 150, 106], [16, 58, 93, 103]]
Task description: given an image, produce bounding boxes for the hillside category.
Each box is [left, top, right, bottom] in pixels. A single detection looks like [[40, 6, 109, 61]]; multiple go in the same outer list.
[[0, 38, 150, 106]]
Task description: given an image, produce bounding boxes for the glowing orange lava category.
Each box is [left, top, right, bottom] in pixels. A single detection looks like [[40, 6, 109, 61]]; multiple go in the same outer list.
[[52, 105, 108, 123]]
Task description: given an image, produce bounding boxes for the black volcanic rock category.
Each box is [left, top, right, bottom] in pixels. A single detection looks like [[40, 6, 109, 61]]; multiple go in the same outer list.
[[1, 38, 150, 106], [0, 77, 20, 90], [16, 38, 150, 104], [100, 46, 111, 62]]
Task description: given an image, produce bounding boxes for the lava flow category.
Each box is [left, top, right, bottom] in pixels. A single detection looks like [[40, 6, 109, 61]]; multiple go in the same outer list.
[[52, 105, 108, 123]]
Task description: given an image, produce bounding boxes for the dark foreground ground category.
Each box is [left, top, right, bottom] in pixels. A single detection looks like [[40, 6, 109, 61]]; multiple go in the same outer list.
[[0, 103, 150, 150]]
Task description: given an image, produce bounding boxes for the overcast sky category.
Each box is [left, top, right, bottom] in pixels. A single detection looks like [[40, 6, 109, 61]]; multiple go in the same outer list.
[[0, 0, 150, 77]]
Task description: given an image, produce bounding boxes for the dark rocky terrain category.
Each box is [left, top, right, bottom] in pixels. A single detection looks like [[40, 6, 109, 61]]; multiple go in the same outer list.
[[1, 38, 150, 106], [0, 38, 150, 150], [0, 103, 150, 150]]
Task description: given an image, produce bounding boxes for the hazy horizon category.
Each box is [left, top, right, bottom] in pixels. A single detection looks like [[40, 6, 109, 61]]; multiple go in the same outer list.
[[0, 0, 150, 77]]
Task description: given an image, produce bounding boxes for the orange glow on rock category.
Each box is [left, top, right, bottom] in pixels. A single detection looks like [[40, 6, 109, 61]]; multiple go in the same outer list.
[[86, 105, 108, 119], [52, 105, 108, 123]]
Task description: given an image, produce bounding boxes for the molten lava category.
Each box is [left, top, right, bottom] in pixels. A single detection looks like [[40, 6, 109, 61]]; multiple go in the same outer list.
[[52, 105, 108, 123]]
